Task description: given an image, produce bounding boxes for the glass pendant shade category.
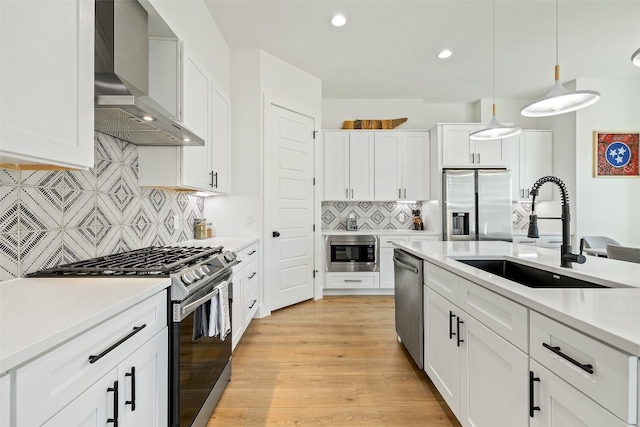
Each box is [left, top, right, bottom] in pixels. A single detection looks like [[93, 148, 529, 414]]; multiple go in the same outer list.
[[633, 48, 640, 67], [470, 104, 521, 140]]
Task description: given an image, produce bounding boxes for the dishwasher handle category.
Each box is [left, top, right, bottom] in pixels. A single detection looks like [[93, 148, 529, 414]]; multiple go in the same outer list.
[[393, 257, 419, 274]]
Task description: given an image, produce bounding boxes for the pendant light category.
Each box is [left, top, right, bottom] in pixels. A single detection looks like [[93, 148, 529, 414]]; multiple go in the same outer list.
[[521, 0, 600, 117], [632, 48, 640, 67], [470, 1, 521, 141]]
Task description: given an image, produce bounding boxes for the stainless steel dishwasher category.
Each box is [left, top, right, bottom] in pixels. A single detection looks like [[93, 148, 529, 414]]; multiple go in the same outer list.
[[393, 248, 424, 369]]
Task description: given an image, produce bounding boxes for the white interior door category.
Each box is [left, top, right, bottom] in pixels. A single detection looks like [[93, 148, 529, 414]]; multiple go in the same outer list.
[[264, 102, 315, 312]]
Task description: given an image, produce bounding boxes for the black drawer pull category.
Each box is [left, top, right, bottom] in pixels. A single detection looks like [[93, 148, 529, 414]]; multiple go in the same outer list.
[[456, 317, 464, 347], [107, 380, 119, 426], [249, 300, 257, 309], [125, 367, 136, 411], [449, 311, 456, 340], [248, 272, 257, 279], [542, 343, 594, 374], [248, 250, 256, 256], [529, 371, 540, 417], [89, 325, 147, 364]]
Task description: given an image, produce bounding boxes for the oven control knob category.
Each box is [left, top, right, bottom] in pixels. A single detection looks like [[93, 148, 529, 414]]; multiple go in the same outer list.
[[192, 268, 203, 280], [224, 252, 235, 263], [181, 272, 195, 285], [200, 265, 211, 276]]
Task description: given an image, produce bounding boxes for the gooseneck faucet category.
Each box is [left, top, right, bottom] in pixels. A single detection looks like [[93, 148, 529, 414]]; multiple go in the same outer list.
[[527, 176, 586, 268]]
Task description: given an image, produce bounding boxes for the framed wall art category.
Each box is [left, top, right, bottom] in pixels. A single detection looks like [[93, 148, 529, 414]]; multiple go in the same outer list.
[[593, 131, 639, 177]]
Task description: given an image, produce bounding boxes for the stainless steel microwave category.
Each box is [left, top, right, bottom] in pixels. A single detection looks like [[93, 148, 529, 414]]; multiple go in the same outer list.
[[325, 235, 379, 272]]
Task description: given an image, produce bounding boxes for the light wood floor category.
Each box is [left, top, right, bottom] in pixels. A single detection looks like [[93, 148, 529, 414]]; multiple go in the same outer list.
[[208, 296, 461, 426]]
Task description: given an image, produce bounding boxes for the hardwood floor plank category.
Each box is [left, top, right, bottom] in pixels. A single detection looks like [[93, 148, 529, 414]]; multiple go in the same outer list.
[[208, 296, 460, 426]]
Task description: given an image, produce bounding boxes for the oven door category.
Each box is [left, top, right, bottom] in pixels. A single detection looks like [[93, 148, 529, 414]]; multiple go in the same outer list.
[[170, 275, 233, 427], [325, 235, 379, 272]]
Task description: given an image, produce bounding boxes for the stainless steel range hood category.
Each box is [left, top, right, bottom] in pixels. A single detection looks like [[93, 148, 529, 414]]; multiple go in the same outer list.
[[94, 0, 204, 146]]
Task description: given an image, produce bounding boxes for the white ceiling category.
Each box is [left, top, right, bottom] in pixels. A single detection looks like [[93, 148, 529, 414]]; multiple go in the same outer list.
[[204, 0, 640, 104]]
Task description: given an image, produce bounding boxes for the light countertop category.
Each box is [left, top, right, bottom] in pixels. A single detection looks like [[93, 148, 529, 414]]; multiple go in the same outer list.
[[176, 236, 259, 253], [0, 277, 170, 373], [394, 240, 640, 356]]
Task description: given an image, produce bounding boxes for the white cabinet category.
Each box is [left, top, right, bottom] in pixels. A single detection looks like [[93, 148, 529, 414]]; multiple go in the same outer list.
[[325, 272, 379, 289], [138, 48, 231, 194], [232, 241, 260, 351], [530, 311, 637, 425], [507, 130, 553, 201], [529, 360, 629, 427], [374, 132, 430, 201], [0, 0, 94, 169], [0, 373, 9, 427], [423, 261, 529, 427], [15, 291, 168, 427], [441, 124, 508, 168], [513, 234, 563, 249], [379, 235, 409, 289], [324, 131, 375, 201]]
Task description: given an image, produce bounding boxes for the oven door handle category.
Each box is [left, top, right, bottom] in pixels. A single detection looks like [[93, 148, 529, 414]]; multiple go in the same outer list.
[[178, 279, 230, 320]]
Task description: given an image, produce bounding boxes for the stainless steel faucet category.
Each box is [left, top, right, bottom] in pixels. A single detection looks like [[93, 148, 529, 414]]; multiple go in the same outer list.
[[527, 176, 586, 268]]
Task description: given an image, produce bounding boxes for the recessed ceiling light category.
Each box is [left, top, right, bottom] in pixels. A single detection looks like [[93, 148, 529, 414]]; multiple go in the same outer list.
[[437, 49, 453, 59], [331, 14, 346, 27]]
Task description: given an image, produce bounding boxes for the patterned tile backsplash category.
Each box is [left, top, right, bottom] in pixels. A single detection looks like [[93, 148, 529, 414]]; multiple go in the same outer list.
[[322, 200, 534, 231], [322, 201, 423, 230], [0, 132, 204, 281]]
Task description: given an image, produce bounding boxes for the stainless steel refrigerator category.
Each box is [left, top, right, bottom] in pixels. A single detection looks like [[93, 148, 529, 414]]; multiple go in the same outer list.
[[442, 169, 513, 241]]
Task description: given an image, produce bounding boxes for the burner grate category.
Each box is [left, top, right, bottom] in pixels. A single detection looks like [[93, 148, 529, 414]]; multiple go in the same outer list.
[[27, 246, 223, 277]]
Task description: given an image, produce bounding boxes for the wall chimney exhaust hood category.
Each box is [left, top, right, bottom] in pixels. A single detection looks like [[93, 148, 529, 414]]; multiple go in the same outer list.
[[94, 0, 204, 146]]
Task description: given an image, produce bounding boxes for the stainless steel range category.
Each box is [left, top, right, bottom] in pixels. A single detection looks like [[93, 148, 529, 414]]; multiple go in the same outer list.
[[28, 245, 238, 427]]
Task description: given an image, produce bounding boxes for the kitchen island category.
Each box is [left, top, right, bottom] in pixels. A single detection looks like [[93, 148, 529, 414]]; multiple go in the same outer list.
[[394, 240, 640, 427]]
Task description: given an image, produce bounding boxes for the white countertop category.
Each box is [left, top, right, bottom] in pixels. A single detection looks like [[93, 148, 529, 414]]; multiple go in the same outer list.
[[0, 277, 170, 373], [394, 240, 640, 356], [322, 229, 439, 236]]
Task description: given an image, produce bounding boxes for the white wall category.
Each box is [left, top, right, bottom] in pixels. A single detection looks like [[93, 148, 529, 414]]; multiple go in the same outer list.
[[574, 78, 640, 246]]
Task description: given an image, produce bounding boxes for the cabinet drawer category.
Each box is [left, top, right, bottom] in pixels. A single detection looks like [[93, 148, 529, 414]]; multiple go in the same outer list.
[[244, 243, 258, 264], [424, 262, 459, 303], [530, 311, 637, 424], [537, 235, 563, 249], [512, 237, 537, 246], [244, 259, 259, 292], [458, 278, 528, 352], [16, 291, 167, 427], [325, 272, 379, 289], [380, 235, 409, 248]]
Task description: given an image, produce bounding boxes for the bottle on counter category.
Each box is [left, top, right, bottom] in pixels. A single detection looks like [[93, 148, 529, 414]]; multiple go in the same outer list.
[[194, 218, 207, 239], [206, 222, 213, 238], [412, 210, 424, 231]]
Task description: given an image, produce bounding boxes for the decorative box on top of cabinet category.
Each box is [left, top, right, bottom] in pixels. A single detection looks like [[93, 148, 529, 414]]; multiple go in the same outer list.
[[14, 290, 168, 427], [323, 131, 375, 201], [374, 131, 430, 201], [0, 0, 94, 170], [231, 241, 260, 351], [138, 45, 230, 194], [439, 124, 508, 168], [506, 130, 553, 201]]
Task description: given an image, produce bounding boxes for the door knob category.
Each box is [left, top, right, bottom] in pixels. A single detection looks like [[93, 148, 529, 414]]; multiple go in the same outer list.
[[273, 231, 280, 237]]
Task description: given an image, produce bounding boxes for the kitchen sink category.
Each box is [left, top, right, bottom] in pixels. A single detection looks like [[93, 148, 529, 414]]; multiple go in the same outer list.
[[456, 259, 610, 289]]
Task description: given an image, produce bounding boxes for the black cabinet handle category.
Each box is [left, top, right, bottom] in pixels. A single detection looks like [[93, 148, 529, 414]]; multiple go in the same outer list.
[[89, 325, 146, 364], [125, 367, 136, 411], [456, 317, 464, 347], [249, 300, 257, 309], [449, 311, 456, 340], [209, 171, 214, 187], [107, 380, 119, 426], [542, 343, 594, 374], [248, 250, 257, 256], [529, 371, 540, 417], [213, 172, 218, 188]]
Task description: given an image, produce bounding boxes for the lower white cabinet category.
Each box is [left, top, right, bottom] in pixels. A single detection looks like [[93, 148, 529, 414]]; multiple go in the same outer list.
[[424, 262, 529, 427], [325, 272, 379, 289], [14, 291, 168, 427], [529, 360, 629, 427], [0, 373, 9, 427], [232, 241, 260, 351]]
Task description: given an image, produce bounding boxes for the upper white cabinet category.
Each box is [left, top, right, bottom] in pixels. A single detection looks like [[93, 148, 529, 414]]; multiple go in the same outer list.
[[0, 0, 94, 170], [440, 124, 508, 168], [507, 130, 553, 201], [0, 373, 9, 427], [374, 132, 430, 201], [139, 47, 231, 194], [324, 131, 375, 201]]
